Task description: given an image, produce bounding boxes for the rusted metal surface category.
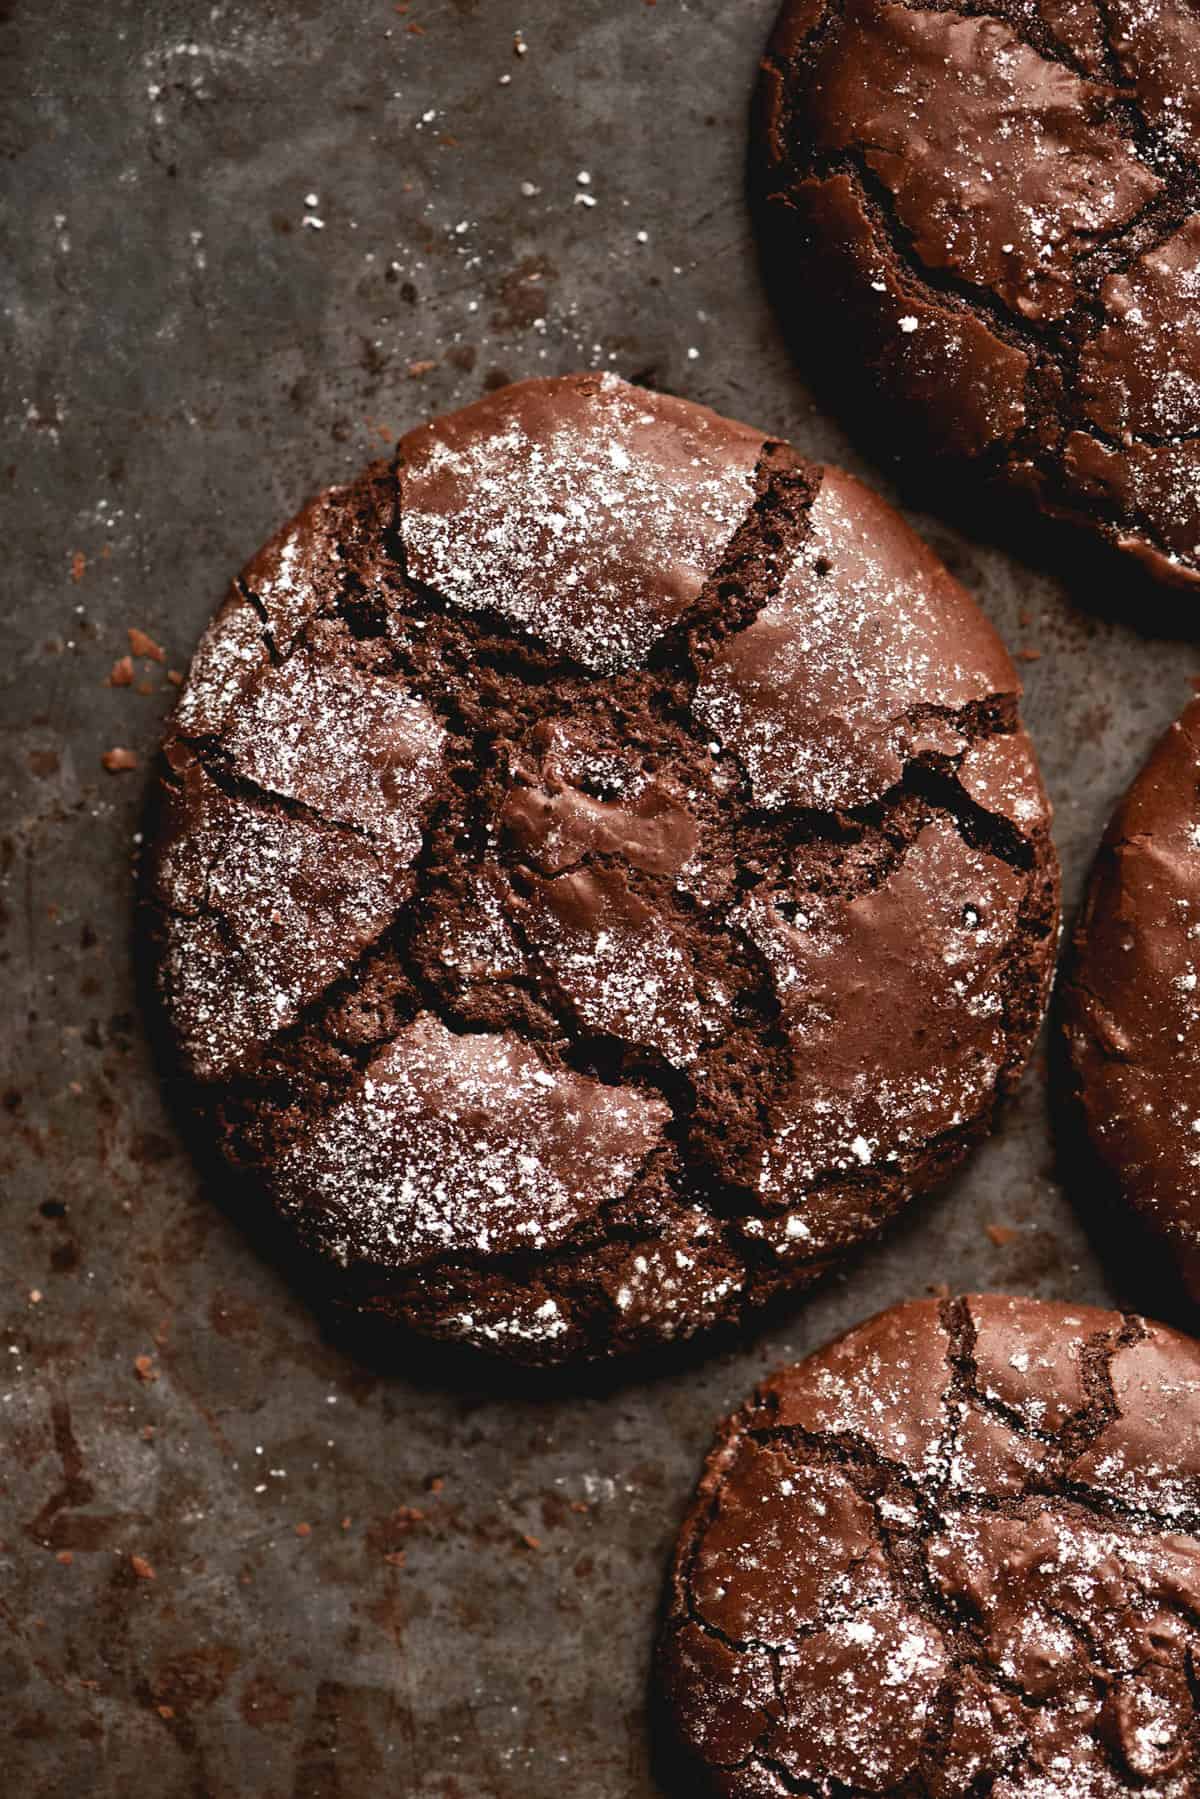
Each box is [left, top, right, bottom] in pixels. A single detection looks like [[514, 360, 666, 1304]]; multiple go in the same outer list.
[[2, 2, 1196, 1793]]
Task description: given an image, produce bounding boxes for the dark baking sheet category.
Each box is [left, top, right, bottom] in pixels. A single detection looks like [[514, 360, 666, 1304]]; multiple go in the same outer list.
[[3, 2, 1197, 1793]]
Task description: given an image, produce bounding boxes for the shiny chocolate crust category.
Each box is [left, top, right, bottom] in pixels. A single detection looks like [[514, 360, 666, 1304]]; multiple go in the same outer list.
[[758, 0, 1200, 586], [1064, 698, 1200, 1301], [660, 1294, 1200, 1796], [146, 374, 1058, 1366]]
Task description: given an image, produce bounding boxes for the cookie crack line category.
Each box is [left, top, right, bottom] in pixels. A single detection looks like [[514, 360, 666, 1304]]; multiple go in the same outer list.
[[775, 148, 1045, 360], [943, 1294, 1145, 1465], [783, 140, 1200, 419], [166, 728, 1054, 1325], [389, 432, 821, 692], [235, 576, 281, 665], [895, 0, 1107, 80], [768, 0, 1182, 171], [1054, 409, 1200, 456], [744, 1395, 1200, 1541], [169, 427, 818, 1069], [171, 733, 394, 849], [764, 0, 1119, 87], [900, 0, 1182, 158], [210, 729, 1048, 1224]]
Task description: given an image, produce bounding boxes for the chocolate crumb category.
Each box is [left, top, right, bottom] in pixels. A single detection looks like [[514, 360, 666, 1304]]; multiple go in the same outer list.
[[128, 627, 164, 662]]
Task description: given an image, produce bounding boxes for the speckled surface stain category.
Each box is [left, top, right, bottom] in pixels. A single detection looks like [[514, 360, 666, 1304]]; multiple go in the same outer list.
[[2, 2, 1198, 1795]]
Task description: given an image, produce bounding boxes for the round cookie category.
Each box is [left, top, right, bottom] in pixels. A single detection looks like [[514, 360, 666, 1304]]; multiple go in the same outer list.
[[660, 1293, 1200, 1796], [1064, 698, 1200, 1301], [147, 373, 1057, 1366], [758, 0, 1200, 586]]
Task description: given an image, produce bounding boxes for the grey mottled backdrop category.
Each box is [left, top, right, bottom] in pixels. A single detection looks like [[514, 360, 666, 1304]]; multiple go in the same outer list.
[[1, 2, 1195, 1794]]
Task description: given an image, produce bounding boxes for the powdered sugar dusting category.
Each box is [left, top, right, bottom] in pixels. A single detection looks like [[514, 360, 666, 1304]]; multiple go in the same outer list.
[[174, 591, 269, 739], [156, 764, 410, 1080], [174, 482, 372, 738], [398, 371, 763, 671], [223, 638, 446, 853], [602, 1224, 745, 1342], [694, 468, 1014, 810], [519, 864, 730, 1067], [268, 1012, 670, 1263]]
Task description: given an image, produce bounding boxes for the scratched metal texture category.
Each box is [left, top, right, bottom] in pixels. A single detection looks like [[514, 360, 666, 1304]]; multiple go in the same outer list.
[[3, 2, 1198, 1794]]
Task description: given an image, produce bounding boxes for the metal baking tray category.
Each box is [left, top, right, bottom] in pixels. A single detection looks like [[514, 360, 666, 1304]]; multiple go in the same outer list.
[[4, 2, 1194, 1792]]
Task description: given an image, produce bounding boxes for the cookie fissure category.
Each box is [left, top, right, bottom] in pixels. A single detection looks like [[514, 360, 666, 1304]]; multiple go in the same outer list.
[[769, 0, 1165, 195], [889, 0, 1106, 81], [201, 723, 1048, 1316], [651, 441, 823, 674], [175, 699, 1049, 1287], [791, 146, 1200, 468], [180, 733, 389, 847], [1068, 190, 1198, 303], [803, 145, 1049, 358], [234, 575, 281, 666]]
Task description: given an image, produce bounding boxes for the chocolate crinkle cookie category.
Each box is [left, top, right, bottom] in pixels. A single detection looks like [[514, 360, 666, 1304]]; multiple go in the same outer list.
[[758, 0, 1200, 586], [1064, 698, 1200, 1303], [146, 373, 1057, 1366], [660, 1294, 1200, 1797]]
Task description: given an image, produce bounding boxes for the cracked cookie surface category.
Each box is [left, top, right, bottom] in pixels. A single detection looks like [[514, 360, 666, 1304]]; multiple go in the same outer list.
[[659, 1293, 1200, 1796], [146, 373, 1058, 1366], [1063, 697, 1200, 1303], [758, 0, 1200, 585]]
